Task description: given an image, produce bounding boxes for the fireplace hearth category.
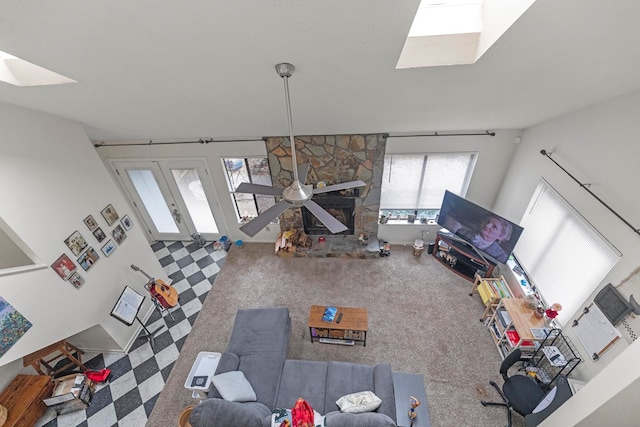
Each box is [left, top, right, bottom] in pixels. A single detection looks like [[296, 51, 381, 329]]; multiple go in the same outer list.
[[302, 196, 355, 235]]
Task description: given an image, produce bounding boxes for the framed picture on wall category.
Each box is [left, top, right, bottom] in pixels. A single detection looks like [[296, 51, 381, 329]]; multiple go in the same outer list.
[[64, 231, 88, 256], [101, 204, 119, 226], [77, 247, 99, 271], [101, 240, 116, 257], [68, 272, 85, 289], [83, 215, 98, 231], [92, 227, 107, 243], [51, 253, 76, 280], [112, 225, 127, 245], [120, 215, 133, 231]]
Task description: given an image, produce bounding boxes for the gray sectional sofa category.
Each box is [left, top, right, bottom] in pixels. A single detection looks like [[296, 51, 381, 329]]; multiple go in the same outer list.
[[189, 307, 398, 427]]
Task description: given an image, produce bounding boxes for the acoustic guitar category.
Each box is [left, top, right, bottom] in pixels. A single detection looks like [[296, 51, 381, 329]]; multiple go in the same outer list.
[[130, 264, 179, 308]]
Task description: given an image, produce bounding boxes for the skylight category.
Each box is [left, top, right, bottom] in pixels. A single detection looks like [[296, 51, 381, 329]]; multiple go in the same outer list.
[[397, 0, 537, 68], [0, 50, 77, 87]]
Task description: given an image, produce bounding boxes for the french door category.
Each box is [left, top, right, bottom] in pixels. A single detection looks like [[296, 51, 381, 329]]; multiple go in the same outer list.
[[111, 159, 224, 242]]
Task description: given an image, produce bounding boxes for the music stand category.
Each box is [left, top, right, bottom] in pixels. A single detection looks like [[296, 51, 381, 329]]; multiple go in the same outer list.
[[111, 286, 164, 348]]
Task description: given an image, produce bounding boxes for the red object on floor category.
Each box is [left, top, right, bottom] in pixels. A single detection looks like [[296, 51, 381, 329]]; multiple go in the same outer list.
[[85, 368, 111, 383]]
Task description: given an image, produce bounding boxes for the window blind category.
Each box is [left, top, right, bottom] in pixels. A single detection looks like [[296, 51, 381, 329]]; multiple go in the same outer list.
[[380, 153, 475, 209], [514, 179, 621, 325]]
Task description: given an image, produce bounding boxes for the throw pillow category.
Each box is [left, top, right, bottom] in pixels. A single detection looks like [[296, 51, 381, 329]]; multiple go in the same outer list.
[[336, 391, 382, 414], [271, 408, 325, 427], [212, 371, 257, 402]]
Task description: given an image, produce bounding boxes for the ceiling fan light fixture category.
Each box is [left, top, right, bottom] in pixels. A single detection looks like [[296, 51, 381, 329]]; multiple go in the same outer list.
[[275, 62, 295, 78]]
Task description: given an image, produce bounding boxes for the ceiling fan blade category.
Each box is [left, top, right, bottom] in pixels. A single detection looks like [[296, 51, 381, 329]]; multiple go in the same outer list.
[[302, 200, 348, 234], [297, 163, 310, 184], [239, 200, 292, 237], [313, 180, 366, 194], [235, 182, 284, 196]]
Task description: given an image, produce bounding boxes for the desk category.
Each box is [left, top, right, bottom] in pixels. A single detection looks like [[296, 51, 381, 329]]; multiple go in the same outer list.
[[0, 375, 53, 427], [23, 340, 86, 376], [487, 298, 545, 359]]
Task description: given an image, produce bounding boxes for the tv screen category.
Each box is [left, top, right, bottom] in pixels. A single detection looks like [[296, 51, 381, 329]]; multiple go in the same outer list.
[[437, 191, 524, 264]]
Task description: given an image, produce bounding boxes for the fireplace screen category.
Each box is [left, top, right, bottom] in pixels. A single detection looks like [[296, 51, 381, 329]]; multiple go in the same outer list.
[[302, 197, 355, 235]]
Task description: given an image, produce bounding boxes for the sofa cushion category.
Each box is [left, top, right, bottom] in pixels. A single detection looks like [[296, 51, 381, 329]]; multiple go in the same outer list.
[[336, 391, 382, 414], [212, 371, 257, 402], [324, 411, 396, 427], [372, 364, 396, 420], [275, 359, 329, 414], [324, 362, 374, 414], [226, 307, 291, 408], [189, 399, 270, 427]]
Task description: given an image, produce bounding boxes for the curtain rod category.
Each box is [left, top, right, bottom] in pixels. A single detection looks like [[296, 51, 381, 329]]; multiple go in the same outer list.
[[93, 138, 260, 148], [388, 131, 496, 138], [540, 149, 640, 237]]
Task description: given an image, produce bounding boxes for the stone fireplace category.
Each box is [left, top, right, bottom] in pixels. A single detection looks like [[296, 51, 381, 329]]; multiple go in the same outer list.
[[266, 134, 387, 247], [301, 195, 356, 236]]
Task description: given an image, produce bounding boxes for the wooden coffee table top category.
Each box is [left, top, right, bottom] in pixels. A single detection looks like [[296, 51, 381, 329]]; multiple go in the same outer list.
[[308, 305, 368, 331]]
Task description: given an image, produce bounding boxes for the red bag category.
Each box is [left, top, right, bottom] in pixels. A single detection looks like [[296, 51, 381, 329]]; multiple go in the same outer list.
[[291, 397, 315, 427]]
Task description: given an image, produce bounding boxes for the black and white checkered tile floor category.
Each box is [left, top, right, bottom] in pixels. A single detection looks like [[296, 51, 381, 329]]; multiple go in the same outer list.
[[38, 241, 227, 427]]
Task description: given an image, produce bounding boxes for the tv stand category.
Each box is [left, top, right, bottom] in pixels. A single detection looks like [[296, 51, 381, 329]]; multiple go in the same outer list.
[[433, 231, 496, 281]]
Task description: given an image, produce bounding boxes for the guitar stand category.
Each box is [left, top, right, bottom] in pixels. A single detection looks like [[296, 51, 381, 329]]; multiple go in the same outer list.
[[135, 315, 164, 349], [152, 296, 176, 322]]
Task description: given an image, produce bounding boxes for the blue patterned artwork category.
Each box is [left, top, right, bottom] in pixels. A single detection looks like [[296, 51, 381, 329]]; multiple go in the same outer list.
[[0, 296, 32, 358]]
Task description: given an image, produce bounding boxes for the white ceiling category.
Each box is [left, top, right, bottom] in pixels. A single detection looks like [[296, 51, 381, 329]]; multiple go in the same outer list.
[[1, 1, 639, 143]]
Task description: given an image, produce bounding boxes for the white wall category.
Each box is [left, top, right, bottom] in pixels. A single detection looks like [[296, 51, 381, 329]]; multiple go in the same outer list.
[[378, 130, 522, 244], [493, 89, 640, 425], [0, 103, 165, 389]]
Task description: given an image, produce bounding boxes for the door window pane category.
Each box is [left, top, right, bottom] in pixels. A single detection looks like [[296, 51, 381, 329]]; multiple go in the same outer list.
[[127, 169, 179, 233], [171, 169, 219, 233]]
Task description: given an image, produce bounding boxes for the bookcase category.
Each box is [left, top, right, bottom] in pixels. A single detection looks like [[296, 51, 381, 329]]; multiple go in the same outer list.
[[433, 232, 495, 282], [470, 274, 512, 321], [524, 329, 581, 388], [486, 298, 545, 359]]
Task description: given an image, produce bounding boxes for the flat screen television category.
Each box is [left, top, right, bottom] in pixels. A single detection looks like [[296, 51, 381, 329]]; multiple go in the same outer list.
[[437, 191, 524, 264]]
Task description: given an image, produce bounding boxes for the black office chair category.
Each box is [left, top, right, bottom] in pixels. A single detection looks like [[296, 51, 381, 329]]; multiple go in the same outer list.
[[481, 348, 547, 427]]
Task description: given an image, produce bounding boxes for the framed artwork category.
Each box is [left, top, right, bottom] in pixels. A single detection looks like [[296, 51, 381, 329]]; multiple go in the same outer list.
[[101, 239, 116, 257], [83, 215, 98, 231], [64, 231, 88, 256], [93, 227, 107, 243], [120, 215, 133, 231], [112, 224, 127, 245], [101, 204, 119, 226], [77, 247, 99, 271], [68, 272, 85, 289], [0, 296, 33, 358], [51, 254, 76, 280]]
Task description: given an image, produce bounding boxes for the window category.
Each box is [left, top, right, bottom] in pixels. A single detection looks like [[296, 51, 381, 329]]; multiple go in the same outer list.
[[222, 157, 275, 222], [379, 152, 476, 222], [514, 179, 621, 325]]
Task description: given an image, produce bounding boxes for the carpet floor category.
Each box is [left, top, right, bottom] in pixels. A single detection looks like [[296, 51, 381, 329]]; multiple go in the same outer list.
[[146, 242, 526, 427]]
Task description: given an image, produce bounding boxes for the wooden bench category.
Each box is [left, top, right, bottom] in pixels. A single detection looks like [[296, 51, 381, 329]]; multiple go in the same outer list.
[[0, 374, 53, 427]]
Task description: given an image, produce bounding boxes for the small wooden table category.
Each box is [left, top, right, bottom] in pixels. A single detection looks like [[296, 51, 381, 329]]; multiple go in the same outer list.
[[0, 374, 54, 427], [308, 305, 368, 346], [23, 339, 86, 376]]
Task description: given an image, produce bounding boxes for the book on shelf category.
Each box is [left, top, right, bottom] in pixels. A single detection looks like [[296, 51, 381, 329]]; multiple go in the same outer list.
[[497, 310, 511, 328]]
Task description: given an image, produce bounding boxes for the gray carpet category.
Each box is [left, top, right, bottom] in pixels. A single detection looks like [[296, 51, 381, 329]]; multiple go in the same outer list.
[[147, 243, 525, 427]]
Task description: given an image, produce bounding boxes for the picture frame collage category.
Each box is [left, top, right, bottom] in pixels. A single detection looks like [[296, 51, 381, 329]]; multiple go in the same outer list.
[[51, 204, 133, 289]]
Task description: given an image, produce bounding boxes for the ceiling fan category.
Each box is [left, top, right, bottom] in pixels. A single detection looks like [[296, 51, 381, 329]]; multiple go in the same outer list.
[[235, 63, 366, 237]]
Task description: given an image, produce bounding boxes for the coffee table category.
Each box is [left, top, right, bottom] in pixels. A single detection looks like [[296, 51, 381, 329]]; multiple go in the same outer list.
[[308, 305, 368, 346]]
